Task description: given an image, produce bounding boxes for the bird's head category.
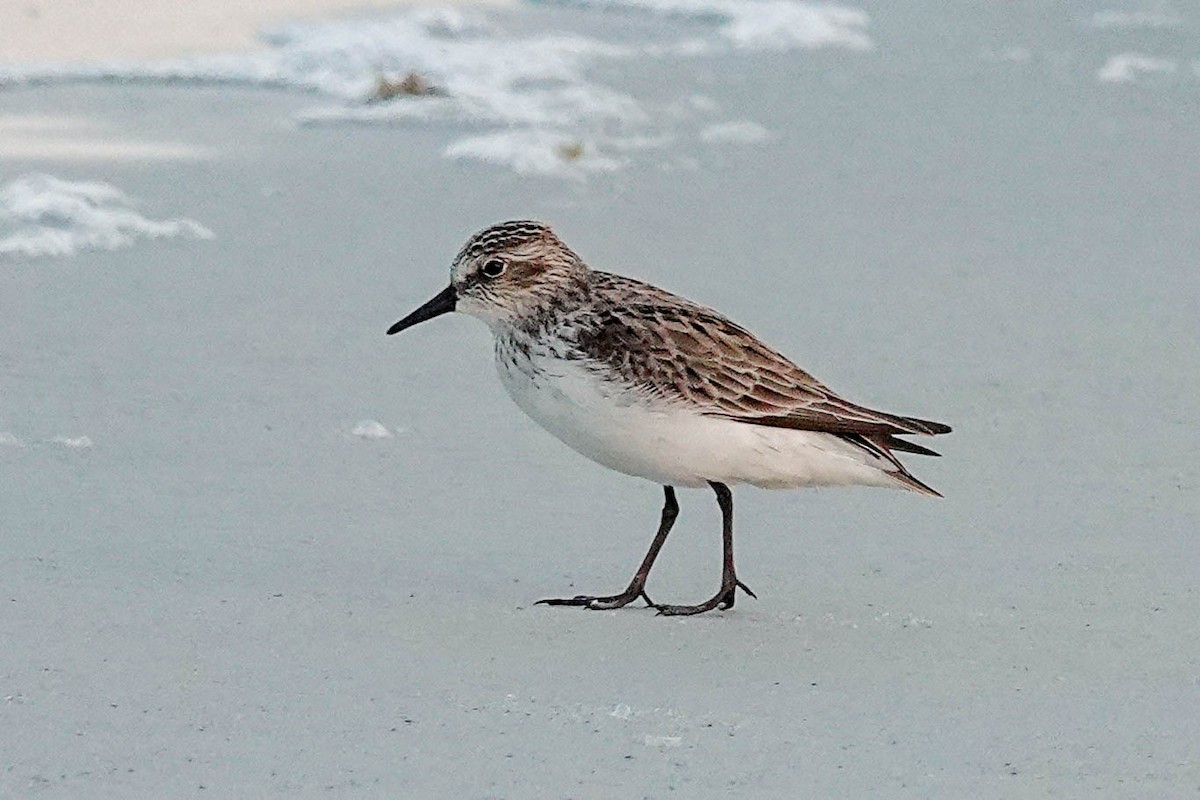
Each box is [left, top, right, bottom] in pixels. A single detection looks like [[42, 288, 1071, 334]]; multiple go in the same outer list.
[[387, 220, 587, 336]]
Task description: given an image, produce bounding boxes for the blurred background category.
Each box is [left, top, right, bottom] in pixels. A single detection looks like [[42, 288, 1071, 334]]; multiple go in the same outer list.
[[2, 2, 1198, 797]]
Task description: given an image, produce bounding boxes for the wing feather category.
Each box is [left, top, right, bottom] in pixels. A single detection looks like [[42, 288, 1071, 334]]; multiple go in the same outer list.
[[579, 272, 951, 445]]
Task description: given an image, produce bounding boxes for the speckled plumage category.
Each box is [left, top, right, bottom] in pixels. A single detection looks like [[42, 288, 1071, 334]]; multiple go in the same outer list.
[[575, 271, 948, 439], [389, 220, 951, 614], [459, 222, 949, 494]]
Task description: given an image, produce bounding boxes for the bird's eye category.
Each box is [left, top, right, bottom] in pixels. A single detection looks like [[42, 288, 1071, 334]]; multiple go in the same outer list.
[[481, 259, 506, 279]]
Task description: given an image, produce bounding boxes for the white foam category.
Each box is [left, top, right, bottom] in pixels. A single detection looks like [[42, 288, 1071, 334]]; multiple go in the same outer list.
[[0, 10, 639, 131], [0, 4, 873, 177], [1089, 10, 1182, 29], [1097, 53, 1177, 83], [0, 432, 25, 448], [51, 435, 94, 449], [699, 119, 773, 144], [350, 420, 394, 439], [562, 0, 872, 51], [0, 174, 213, 259], [444, 129, 623, 178]]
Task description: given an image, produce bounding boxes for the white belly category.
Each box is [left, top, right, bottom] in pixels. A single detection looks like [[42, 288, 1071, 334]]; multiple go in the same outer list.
[[495, 348, 903, 490]]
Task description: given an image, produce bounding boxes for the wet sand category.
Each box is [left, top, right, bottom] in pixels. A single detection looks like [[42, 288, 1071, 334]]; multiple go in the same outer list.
[[2, 2, 1199, 797]]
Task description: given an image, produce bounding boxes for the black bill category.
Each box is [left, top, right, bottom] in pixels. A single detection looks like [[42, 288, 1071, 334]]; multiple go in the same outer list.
[[387, 285, 457, 335]]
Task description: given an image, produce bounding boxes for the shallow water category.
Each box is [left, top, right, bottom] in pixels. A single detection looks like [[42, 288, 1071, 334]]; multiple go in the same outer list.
[[2, 2, 1199, 797]]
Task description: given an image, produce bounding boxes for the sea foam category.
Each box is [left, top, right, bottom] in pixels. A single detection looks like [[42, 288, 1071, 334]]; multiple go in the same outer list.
[[0, 9, 640, 130], [0, 3, 871, 177], [556, 0, 873, 51], [1097, 53, 1177, 83], [51, 435, 94, 449], [350, 420, 395, 439], [0, 174, 213, 259], [444, 129, 624, 178]]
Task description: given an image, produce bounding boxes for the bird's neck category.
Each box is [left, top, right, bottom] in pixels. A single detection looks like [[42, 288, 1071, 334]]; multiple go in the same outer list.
[[493, 270, 592, 338]]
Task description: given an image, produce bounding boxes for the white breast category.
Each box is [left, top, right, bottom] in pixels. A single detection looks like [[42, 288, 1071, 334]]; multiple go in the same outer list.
[[493, 337, 905, 491]]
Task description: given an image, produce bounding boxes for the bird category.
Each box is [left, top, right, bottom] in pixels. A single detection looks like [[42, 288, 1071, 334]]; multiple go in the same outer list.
[[387, 220, 950, 615]]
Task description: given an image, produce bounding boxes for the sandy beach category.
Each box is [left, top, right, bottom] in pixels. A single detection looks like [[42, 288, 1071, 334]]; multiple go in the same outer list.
[[0, 0, 510, 61], [2, 1, 1199, 797], [0, 0, 508, 161]]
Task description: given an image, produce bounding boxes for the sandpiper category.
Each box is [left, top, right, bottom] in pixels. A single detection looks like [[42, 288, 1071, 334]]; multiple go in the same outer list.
[[388, 221, 950, 615]]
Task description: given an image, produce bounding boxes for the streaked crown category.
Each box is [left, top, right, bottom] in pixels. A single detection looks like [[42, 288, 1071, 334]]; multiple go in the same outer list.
[[454, 220, 559, 263], [450, 220, 587, 327]]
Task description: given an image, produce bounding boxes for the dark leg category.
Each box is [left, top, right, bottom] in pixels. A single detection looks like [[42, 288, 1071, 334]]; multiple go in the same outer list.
[[654, 481, 756, 616], [537, 486, 679, 610]]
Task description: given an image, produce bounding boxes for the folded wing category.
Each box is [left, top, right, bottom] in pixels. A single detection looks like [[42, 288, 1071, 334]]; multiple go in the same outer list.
[[579, 277, 950, 455]]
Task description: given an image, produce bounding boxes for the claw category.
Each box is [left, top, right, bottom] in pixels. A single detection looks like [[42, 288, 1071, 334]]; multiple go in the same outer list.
[[535, 595, 593, 606], [536, 588, 649, 610], [650, 579, 757, 616]]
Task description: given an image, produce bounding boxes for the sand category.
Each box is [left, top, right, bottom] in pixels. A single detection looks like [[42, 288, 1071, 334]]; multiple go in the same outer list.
[[0, 0, 511, 62], [0, 0, 508, 161], [2, 1, 1199, 797]]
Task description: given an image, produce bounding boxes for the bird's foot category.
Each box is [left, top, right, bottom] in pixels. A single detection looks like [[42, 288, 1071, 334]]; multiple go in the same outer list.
[[535, 587, 654, 610], [653, 579, 756, 617]]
